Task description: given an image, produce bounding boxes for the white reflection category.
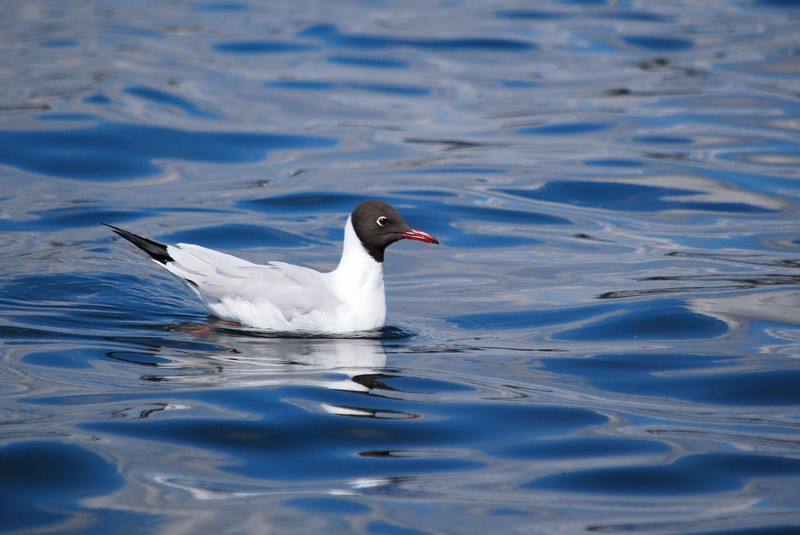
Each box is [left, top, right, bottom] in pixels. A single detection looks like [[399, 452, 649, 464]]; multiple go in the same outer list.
[[112, 325, 408, 420], [142, 329, 389, 394], [691, 289, 800, 357]]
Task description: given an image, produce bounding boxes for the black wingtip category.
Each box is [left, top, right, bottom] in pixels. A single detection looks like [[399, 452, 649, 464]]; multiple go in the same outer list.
[[105, 224, 173, 265]]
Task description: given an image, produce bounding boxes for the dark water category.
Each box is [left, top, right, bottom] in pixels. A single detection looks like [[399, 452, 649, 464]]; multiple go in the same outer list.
[[2, 1, 800, 533]]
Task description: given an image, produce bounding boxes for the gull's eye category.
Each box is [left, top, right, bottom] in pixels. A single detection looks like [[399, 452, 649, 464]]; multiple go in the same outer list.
[[376, 216, 389, 227]]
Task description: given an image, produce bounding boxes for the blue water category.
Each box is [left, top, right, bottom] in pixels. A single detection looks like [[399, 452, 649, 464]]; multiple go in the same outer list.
[[2, 1, 800, 533]]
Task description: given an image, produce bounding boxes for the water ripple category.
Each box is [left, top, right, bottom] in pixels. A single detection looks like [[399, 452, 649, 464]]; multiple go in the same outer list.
[[124, 86, 217, 118], [500, 181, 778, 214], [528, 452, 800, 496], [213, 41, 319, 54], [0, 119, 333, 181], [0, 441, 124, 533], [298, 24, 537, 51]]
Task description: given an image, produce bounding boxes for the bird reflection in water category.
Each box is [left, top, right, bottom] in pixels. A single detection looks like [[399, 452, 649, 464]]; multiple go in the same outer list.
[[105, 321, 419, 420]]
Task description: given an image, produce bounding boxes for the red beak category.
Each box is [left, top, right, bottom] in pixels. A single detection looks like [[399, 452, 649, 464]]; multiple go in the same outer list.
[[401, 228, 439, 245]]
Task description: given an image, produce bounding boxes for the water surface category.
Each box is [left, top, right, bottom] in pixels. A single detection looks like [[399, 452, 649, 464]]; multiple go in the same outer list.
[[2, 1, 800, 533]]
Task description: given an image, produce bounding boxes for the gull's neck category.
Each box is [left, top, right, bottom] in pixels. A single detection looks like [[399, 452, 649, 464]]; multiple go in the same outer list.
[[332, 216, 384, 281], [329, 216, 385, 299]]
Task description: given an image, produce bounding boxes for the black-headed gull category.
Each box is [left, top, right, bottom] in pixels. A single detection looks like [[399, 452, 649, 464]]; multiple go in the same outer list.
[[107, 200, 439, 334]]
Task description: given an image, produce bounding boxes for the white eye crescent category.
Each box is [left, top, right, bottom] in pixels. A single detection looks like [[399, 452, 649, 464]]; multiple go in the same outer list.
[[376, 216, 389, 227]]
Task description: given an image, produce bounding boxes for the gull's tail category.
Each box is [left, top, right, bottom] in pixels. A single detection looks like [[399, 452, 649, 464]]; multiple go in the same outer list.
[[105, 224, 173, 265]]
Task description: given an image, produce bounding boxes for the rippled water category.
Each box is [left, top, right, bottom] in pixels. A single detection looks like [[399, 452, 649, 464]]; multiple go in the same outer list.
[[2, 1, 800, 533]]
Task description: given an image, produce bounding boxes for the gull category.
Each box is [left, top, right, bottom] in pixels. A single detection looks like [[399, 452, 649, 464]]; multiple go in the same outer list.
[[107, 200, 438, 334]]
